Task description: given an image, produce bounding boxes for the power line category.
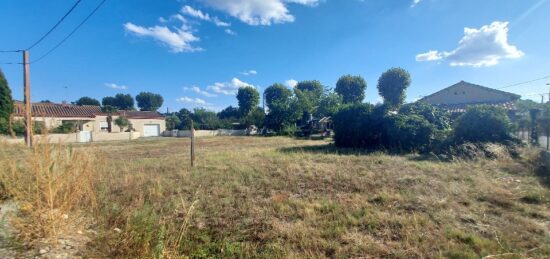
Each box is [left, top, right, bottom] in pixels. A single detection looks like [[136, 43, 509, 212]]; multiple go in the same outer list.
[[497, 75, 550, 89], [0, 50, 22, 53], [27, 0, 83, 50], [31, 0, 107, 64]]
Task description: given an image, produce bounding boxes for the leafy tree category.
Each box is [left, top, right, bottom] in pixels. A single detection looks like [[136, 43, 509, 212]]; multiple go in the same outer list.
[[377, 68, 411, 108], [114, 116, 130, 132], [294, 80, 324, 119], [0, 70, 14, 133], [454, 105, 514, 143], [265, 97, 303, 132], [176, 108, 193, 130], [75, 97, 100, 106], [136, 92, 164, 111], [333, 104, 377, 148], [264, 83, 292, 109], [40, 100, 52, 103], [102, 96, 117, 107], [218, 106, 240, 120], [242, 107, 265, 128], [192, 108, 220, 130], [315, 93, 342, 118], [166, 115, 181, 131], [335, 75, 367, 104], [237, 86, 260, 117], [114, 94, 134, 110]]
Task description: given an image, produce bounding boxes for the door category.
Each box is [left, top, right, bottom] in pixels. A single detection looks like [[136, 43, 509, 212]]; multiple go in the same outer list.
[[143, 124, 160, 137], [79, 131, 92, 143]]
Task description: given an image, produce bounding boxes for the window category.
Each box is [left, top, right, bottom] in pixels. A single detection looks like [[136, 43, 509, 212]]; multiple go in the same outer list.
[[100, 121, 109, 132]]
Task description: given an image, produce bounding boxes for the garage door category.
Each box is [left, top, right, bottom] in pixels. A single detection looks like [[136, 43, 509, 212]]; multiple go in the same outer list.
[[143, 124, 160, 137]]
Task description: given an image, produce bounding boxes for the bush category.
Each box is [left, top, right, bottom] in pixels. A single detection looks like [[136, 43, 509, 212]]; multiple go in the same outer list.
[[383, 114, 435, 152], [333, 104, 379, 148], [454, 105, 514, 144], [51, 121, 77, 134]]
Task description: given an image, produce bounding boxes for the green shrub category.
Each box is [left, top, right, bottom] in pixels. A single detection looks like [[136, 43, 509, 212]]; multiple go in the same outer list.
[[50, 121, 76, 134], [383, 114, 435, 152], [333, 104, 381, 148], [453, 105, 514, 143]]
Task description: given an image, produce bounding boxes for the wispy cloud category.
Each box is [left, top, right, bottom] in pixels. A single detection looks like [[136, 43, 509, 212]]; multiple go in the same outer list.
[[207, 78, 256, 95], [241, 70, 257, 76], [124, 22, 201, 53], [176, 96, 211, 106], [181, 5, 231, 27], [105, 83, 128, 90], [411, 0, 421, 8], [201, 0, 320, 26], [416, 21, 524, 67], [184, 86, 217, 97]]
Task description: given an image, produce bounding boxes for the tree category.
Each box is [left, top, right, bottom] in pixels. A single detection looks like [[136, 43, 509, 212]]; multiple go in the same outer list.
[[102, 96, 117, 107], [0, 70, 14, 135], [377, 68, 411, 108], [218, 106, 240, 120], [265, 97, 303, 132], [192, 108, 220, 130], [115, 94, 134, 110], [237, 86, 260, 117], [114, 116, 130, 132], [242, 107, 265, 128], [294, 80, 324, 122], [335, 75, 367, 104], [315, 93, 342, 118], [75, 97, 100, 106], [166, 115, 181, 131], [177, 108, 193, 130], [136, 92, 164, 111], [264, 83, 292, 109]]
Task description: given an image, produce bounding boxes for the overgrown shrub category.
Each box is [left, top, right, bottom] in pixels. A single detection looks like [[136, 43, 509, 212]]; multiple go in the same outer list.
[[50, 121, 76, 134], [383, 114, 435, 152], [453, 105, 514, 144], [333, 104, 379, 148]]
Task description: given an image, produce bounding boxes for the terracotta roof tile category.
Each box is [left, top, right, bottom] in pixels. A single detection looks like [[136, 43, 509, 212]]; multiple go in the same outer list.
[[14, 102, 102, 118]]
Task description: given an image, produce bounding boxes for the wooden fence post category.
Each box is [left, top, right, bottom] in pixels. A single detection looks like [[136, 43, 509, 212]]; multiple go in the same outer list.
[[190, 120, 195, 167]]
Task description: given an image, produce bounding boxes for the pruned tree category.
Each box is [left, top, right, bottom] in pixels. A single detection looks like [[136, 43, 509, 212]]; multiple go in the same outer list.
[[264, 83, 292, 110], [75, 96, 100, 106], [335, 75, 367, 104], [136, 92, 164, 111], [377, 68, 411, 109], [237, 86, 260, 117]]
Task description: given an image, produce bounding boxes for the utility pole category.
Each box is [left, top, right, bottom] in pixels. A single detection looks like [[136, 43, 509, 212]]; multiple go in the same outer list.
[[23, 50, 32, 147]]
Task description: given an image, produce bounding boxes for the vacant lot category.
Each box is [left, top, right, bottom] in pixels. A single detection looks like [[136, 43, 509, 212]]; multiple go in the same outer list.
[[2, 137, 550, 258]]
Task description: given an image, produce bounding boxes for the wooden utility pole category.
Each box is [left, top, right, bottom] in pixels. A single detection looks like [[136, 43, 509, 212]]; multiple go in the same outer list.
[[190, 120, 195, 167], [23, 50, 33, 147]]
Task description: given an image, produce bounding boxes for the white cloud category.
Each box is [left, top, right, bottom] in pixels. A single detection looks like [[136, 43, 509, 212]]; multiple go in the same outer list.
[[184, 86, 217, 97], [201, 0, 319, 26], [225, 28, 237, 35], [416, 21, 524, 67], [411, 0, 421, 7], [241, 70, 257, 75], [181, 5, 231, 27], [285, 79, 298, 88], [207, 77, 255, 95], [123, 22, 201, 53], [176, 96, 211, 106], [415, 50, 443, 62], [105, 83, 128, 90]]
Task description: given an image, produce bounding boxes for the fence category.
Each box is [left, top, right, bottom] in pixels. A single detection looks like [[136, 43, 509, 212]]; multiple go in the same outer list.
[[162, 129, 247, 138], [0, 131, 141, 145]]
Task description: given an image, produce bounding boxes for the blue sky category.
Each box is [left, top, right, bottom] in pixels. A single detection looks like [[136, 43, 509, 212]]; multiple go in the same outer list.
[[1, 0, 549, 112]]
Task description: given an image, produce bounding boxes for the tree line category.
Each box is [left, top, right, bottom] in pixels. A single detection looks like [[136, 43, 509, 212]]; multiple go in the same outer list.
[[74, 92, 164, 112]]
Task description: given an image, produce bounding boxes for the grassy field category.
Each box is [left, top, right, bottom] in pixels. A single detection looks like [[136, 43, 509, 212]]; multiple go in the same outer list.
[[2, 136, 550, 258]]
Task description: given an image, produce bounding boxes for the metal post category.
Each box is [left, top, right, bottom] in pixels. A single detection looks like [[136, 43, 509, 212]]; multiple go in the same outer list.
[[23, 50, 32, 147]]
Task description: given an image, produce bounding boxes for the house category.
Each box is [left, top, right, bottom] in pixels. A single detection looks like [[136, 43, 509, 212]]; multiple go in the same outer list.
[[420, 81, 521, 114], [12, 101, 166, 137]]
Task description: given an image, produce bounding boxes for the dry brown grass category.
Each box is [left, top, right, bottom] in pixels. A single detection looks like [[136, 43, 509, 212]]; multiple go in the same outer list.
[[0, 139, 101, 245], [1, 136, 550, 258]]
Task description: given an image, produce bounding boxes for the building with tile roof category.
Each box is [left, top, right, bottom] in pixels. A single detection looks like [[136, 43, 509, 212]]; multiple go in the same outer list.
[[12, 101, 165, 137], [419, 81, 521, 113]]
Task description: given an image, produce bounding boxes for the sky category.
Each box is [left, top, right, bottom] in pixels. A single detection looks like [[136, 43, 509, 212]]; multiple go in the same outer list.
[[1, 0, 549, 112]]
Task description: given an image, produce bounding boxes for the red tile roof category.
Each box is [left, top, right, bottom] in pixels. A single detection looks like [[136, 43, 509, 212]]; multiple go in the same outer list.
[[13, 101, 165, 119], [14, 102, 103, 118]]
